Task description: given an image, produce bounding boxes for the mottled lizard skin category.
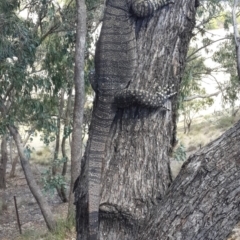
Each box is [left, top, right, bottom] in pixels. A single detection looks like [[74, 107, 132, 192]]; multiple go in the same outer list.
[[78, 0, 174, 239]]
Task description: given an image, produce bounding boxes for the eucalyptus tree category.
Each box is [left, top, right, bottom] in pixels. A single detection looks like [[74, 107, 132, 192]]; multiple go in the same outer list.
[[0, 0, 74, 231], [42, 32, 75, 202], [73, 0, 240, 239], [210, 0, 240, 114]]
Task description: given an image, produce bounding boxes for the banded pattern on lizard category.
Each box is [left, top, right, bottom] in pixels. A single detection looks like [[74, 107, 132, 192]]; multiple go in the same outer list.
[[75, 0, 175, 239]]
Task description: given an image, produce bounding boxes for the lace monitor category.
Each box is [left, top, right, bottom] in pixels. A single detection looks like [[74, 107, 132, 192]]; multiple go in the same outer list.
[[78, 0, 175, 239]]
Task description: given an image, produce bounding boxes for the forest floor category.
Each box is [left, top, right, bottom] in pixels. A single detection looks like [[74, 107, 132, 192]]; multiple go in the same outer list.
[[0, 162, 75, 240], [1, 110, 240, 240]]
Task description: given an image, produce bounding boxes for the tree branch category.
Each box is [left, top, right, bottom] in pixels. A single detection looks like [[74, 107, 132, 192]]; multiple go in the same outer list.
[[187, 37, 230, 62], [140, 119, 240, 240], [184, 90, 221, 101]]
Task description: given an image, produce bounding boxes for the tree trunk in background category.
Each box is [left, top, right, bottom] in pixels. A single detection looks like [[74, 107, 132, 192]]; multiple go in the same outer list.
[[9, 130, 33, 178], [68, 0, 86, 218], [61, 87, 73, 200], [75, 0, 197, 239], [53, 89, 68, 202], [8, 125, 56, 231], [232, 0, 240, 81], [9, 155, 18, 178], [9, 136, 15, 178], [0, 134, 8, 189]]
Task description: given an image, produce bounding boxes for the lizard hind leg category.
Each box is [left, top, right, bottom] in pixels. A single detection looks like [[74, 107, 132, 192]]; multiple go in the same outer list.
[[115, 87, 176, 109]]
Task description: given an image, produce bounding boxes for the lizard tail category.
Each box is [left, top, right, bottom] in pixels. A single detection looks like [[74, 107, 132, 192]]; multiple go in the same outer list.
[[88, 95, 115, 239]]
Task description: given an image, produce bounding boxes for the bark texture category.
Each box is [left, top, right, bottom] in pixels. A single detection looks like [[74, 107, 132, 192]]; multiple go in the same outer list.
[[99, 0, 196, 238], [0, 134, 8, 189], [139, 119, 240, 240], [75, 0, 197, 239]]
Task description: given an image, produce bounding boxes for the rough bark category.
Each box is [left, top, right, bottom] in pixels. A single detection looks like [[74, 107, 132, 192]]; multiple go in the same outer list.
[[99, 0, 196, 238], [139, 119, 240, 240], [76, 0, 197, 239], [0, 134, 8, 189], [7, 125, 56, 231], [68, 0, 86, 217]]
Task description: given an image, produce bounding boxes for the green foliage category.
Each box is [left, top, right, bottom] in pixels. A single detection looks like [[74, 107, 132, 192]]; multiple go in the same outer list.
[[180, 46, 215, 133], [44, 217, 75, 240], [213, 37, 240, 108], [180, 47, 209, 103], [205, 12, 229, 30], [196, 0, 224, 33], [173, 143, 186, 162], [41, 161, 67, 195]]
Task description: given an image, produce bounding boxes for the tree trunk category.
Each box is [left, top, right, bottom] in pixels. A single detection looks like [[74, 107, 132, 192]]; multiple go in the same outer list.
[[68, 0, 86, 218], [9, 155, 18, 178], [138, 119, 240, 240], [0, 134, 8, 189], [53, 89, 68, 202], [8, 125, 56, 231], [99, 0, 196, 237], [232, 0, 240, 81], [75, 0, 197, 239], [60, 87, 73, 199], [9, 130, 33, 178]]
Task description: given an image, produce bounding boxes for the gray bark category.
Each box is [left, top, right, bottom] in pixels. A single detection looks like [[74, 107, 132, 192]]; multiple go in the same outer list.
[[0, 134, 8, 189], [138, 119, 240, 240], [8, 125, 57, 231], [98, 0, 196, 238], [68, 0, 86, 217]]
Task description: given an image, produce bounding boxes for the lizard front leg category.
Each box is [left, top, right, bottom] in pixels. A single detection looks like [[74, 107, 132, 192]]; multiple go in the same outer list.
[[115, 86, 176, 109]]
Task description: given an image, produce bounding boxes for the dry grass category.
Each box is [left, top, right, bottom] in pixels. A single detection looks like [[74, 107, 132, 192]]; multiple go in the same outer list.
[[17, 217, 75, 240], [30, 146, 53, 166], [171, 111, 239, 180], [177, 111, 240, 155]]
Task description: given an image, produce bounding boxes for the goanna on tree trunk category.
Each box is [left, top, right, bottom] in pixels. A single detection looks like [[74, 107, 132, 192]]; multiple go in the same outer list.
[[75, 0, 197, 239]]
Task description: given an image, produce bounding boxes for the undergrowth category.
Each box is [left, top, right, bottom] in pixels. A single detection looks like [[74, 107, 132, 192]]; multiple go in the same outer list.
[[17, 217, 75, 240]]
